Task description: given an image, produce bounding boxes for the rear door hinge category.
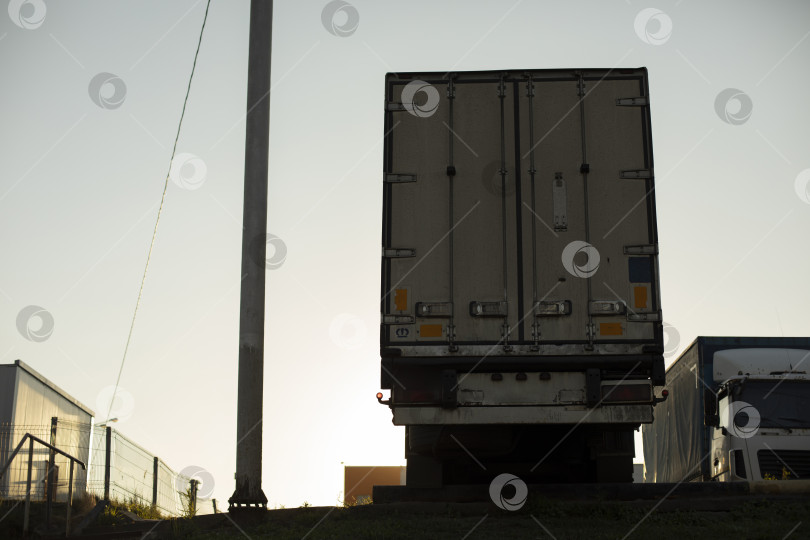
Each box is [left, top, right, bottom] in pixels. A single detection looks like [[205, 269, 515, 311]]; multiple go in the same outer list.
[[620, 169, 652, 179], [624, 244, 658, 255], [526, 78, 535, 97], [383, 248, 416, 258], [497, 78, 507, 98], [616, 97, 649, 106], [382, 314, 414, 325], [384, 173, 417, 184], [627, 312, 662, 322]]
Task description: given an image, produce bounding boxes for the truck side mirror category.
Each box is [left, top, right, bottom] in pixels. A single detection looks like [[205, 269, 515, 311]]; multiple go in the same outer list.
[[704, 388, 719, 427]]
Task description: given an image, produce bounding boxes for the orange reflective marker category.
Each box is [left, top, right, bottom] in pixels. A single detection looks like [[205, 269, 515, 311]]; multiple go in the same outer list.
[[394, 289, 407, 312], [600, 322, 623, 336], [420, 324, 443, 338], [634, 286, 648, 309]]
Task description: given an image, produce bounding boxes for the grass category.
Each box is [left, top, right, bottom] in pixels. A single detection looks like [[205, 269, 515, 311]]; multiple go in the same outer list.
[[0, 492, 165, 537], [3, 493, 808, 539], [95, 495, 164, 526], [166, 497, 810, 540]]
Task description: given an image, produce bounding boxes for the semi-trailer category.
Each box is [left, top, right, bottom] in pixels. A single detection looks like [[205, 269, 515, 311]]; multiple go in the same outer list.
[[643, 336, 810, 482], [378, 68, 666, 486]]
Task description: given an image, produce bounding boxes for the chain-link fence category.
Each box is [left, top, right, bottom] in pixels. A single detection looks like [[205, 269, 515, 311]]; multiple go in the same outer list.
[[1, 420, 217, 517], [86, 425, 107, 502], [52, 419, 92, 502], [102, 429, 157, 509], [86, 426, 217, 516]]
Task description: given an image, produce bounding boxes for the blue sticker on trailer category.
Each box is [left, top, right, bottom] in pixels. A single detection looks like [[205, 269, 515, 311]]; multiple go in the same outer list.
[[628, 257, 651, 283]]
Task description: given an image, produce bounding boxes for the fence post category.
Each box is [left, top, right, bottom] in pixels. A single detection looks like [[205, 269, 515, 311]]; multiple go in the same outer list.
[[23, 437, 34, 534], [46, 416, 57, 526], [66, 459, 74, 536], [189, 479, 199, 516], [104, 426, 111, 501], [152, 457, 159, 508]]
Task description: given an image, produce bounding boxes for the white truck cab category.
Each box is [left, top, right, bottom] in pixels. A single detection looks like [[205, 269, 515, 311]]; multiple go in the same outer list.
[[710, 349, 810, 481], [643, 337, 810, 484]]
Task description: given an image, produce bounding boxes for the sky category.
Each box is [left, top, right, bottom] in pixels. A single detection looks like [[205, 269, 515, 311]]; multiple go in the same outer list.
[[1, 0, 810, 508]]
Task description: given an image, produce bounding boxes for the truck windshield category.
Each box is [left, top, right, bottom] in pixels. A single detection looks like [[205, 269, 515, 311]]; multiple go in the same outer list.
[[736, 381, 810, 429]]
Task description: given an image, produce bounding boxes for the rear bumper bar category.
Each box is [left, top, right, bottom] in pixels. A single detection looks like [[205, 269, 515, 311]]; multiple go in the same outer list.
[[382, 354, 665, 387], [393, 404, 653, 425]]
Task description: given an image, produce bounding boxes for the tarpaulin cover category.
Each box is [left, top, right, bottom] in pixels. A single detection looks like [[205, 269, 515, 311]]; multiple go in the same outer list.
[[643, 342, 708, 482]]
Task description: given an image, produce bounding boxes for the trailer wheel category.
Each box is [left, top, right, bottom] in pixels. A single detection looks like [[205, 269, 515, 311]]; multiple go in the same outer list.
[[594, 455, 634, 483], [406, 455, 444, 488]]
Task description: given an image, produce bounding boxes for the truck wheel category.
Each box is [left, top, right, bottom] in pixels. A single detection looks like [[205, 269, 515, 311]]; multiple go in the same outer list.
[[595, 456, 634, 483], [406, 455, 443, 488]]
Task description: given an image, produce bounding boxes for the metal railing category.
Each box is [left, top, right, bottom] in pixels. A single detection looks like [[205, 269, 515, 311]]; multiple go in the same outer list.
[[1, 420, 216, 520], [0, 433, 86, 536]]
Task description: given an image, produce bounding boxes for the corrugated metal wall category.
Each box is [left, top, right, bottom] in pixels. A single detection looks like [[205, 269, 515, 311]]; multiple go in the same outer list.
[[12, 369, 91, 425], [0, 362, 93, 501]]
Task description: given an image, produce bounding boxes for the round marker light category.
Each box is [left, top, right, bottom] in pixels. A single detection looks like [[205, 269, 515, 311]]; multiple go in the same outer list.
[[662, 389, 669, 397], [376, 392, 383, 400]]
